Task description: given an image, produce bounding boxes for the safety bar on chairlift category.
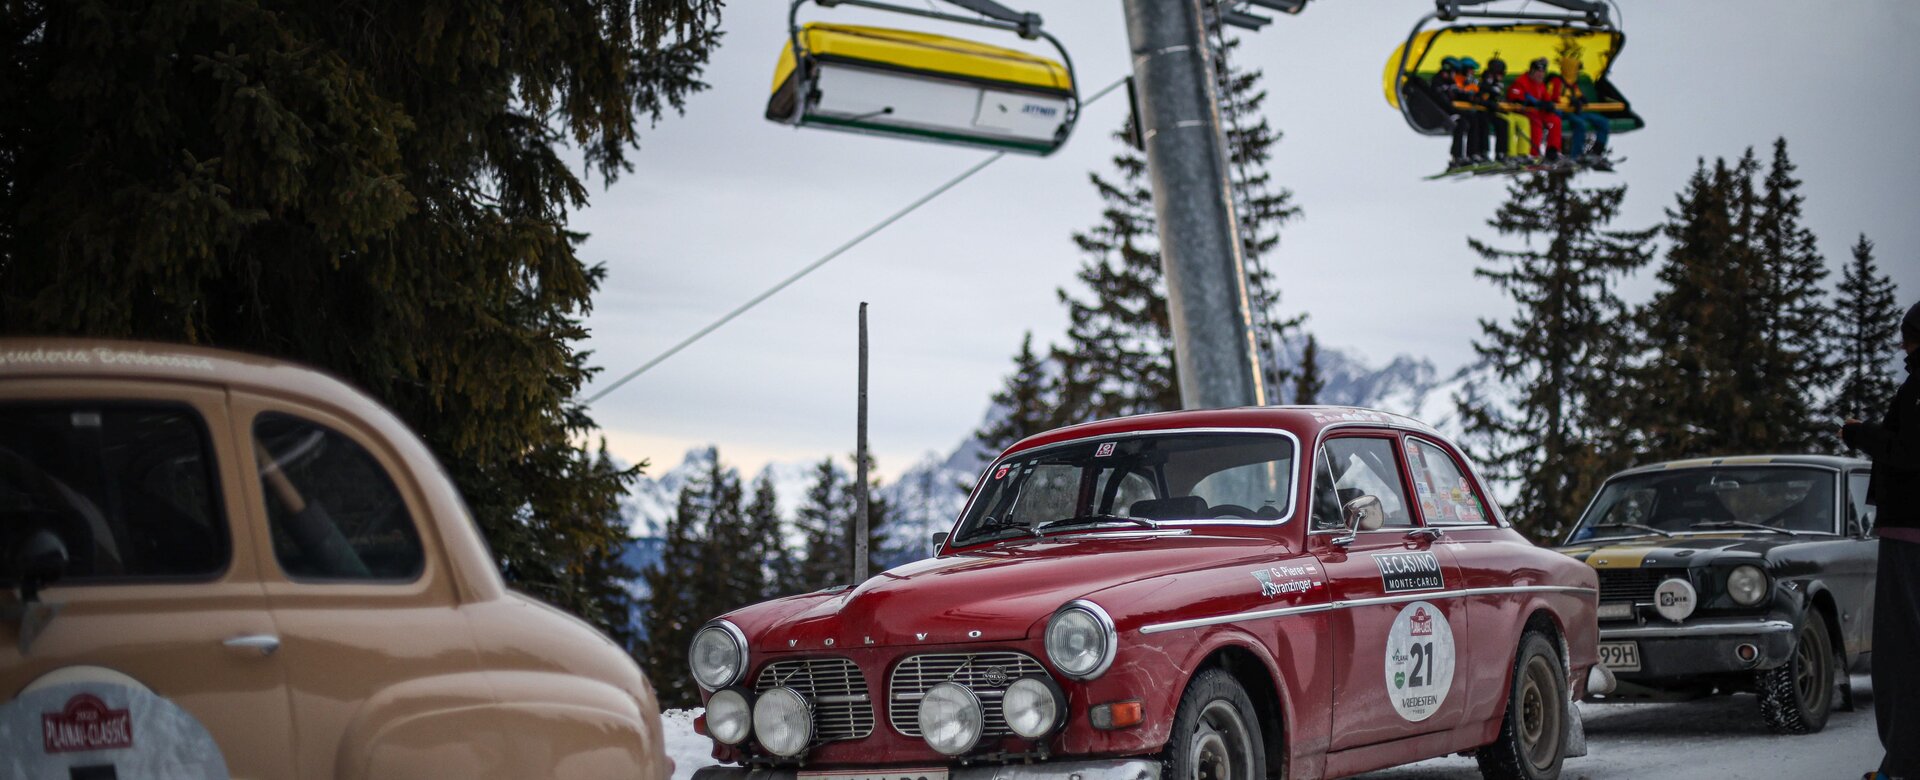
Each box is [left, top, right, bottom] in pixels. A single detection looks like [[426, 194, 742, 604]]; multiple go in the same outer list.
[[785, 0, 1082, 152]]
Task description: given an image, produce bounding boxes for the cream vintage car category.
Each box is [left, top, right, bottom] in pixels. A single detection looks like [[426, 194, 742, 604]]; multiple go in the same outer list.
[[0, 339, 671, 779]]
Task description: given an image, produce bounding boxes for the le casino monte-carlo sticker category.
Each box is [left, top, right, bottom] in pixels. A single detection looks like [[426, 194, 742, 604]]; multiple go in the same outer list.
[[1374, 551, 1444, 593]]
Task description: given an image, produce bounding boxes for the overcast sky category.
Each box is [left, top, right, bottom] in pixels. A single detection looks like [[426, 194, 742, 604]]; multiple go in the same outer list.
[[571, 1, 1920, 481]]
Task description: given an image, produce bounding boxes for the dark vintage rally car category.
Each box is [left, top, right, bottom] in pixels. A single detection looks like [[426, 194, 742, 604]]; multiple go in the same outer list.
[[1555, 454, 1877, 734], [688, 407, 1605, 780]]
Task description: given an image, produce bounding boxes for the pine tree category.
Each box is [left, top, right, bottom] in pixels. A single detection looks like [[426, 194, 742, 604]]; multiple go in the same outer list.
[[1751, 139, 1833, 450], [744, 470, 796, 599], [641, 463, 712, 710], [1632, 156, 1763, 460], [581, 445, 644, 652], [0, 0, 722, 631], [794, 459, 846, 592], [1042, 34, 1300, 423], [978, 332, 1055, 452], [1458, 171, 1655, 543], [1830, 235, 1902, 433], [1293, 334, 1326, 406]]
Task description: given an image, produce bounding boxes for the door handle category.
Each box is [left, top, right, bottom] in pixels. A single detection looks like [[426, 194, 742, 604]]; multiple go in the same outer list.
[[223, 634, 281, 656], [1405, 527, 1445, 541]]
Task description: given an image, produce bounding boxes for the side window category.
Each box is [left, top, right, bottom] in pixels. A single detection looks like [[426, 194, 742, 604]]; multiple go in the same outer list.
[[1320, 437, 1414, 528], [1406, 439, 1490, 525], [1848, 472, 1874, 535], [254, 413, 423, 581], [0, 405, 228, 582]]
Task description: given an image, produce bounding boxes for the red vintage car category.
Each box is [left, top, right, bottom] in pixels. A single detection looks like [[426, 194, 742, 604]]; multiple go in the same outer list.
[[688, 407, 1606, 780]]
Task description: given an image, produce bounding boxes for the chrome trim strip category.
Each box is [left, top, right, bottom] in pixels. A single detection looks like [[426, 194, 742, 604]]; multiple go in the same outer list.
[[1600, 619, 1795, 640], [1138, 585, 1594, 634]]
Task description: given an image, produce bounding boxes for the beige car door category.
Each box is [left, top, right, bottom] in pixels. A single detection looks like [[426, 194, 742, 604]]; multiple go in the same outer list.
[[229, 392, 481, 779], [0, 381, 297, 779]]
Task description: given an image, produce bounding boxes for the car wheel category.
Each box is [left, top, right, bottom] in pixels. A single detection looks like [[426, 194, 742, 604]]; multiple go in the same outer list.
[[1163, 668, 1268, 780], [1756, 616, 1834, 734], [1476, 632, 1566, 780]]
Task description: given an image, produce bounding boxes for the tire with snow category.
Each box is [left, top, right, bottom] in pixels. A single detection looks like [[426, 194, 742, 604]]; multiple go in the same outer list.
[[1476, 632, 1566, 780], [1756, 616, 1834, 734], [1162, 668, 1268, 780]]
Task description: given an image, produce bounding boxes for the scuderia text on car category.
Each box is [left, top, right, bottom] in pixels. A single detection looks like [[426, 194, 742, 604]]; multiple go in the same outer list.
[[687, 407, 1606, 780], [0, 340, 673, 779]]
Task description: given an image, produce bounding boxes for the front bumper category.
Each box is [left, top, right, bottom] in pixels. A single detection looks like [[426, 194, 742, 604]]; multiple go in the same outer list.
[[1595, 618, 1794, 683], [692, 759, 1161, 780]]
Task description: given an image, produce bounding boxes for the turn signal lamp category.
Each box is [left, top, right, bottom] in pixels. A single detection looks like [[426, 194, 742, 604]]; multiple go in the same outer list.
[[1090, 700, 1143, 730]]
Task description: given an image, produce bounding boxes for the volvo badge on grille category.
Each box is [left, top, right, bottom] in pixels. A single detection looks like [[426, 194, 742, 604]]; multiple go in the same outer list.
[[983, 666, 1010, 687]]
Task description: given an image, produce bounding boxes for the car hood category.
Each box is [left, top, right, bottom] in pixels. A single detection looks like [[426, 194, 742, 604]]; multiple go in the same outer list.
[[725, 531, 1284, 652], [1557, 532, 1806, 568]]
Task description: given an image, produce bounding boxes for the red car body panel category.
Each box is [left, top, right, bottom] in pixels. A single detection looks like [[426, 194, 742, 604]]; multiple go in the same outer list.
[[699, 407, 1599, 778]]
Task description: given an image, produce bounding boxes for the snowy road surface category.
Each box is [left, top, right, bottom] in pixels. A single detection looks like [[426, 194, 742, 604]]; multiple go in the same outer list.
[[665, 676, 1881, 779]]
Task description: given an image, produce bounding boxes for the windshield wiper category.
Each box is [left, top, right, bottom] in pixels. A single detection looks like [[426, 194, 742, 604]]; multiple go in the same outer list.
[[1035, 514, 1158, 534], [1690, 521, 1796, 536], [1596, 522, 1673, 538], [962, 518, 1037, 543]]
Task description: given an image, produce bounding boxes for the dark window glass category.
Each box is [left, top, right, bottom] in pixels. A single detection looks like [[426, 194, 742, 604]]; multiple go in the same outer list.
[[254, 413, 422, 581], [0, 405, 227, 582], [952, 434, 1295, 544], [1568, 467, 1837, 543], [1320, 438, 1415, 528], [1848, 472, 1874, 534]]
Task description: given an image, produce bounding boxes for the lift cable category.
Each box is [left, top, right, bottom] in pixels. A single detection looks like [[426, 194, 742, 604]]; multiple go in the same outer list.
[[583, 74, 1132, 406]]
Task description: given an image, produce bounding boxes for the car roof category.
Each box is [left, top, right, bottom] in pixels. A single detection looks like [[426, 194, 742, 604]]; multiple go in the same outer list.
[[1, 338, 377, 414], [1611, 453, 1871, 478], [1002, 405, 1443, 457]]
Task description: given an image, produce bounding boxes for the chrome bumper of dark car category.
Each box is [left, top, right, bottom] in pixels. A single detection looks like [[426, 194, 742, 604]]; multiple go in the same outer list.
[[691, 759, 1161, 780], [1599, 619, 1793, 640]]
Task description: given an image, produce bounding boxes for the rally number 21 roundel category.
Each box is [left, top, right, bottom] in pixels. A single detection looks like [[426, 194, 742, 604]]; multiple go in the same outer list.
[[1383, 601, 1456, 722]]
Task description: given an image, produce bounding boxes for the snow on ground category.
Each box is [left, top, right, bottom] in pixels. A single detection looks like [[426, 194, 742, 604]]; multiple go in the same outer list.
[[667, 676, 1882, 779], [664, 708, 712, 780]]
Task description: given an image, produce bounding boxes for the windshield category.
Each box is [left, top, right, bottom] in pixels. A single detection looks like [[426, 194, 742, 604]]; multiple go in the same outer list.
[[1566, 467, 1837, 543], [952, 433, 1296, 545]]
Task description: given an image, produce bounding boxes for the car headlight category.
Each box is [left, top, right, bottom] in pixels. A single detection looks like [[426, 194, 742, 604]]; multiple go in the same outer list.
[[1002, 676, 1064, 739], [752, 686, 812, 757], [918, 682, 984, 755], [1045, 600, 1116, 679], [1727, 565, 1769, 607], [690, 621, 748, 690], [706, 687, 752, 746]]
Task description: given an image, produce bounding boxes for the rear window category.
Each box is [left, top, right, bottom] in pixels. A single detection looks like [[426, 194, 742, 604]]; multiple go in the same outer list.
[[0, 404, 229, 582]]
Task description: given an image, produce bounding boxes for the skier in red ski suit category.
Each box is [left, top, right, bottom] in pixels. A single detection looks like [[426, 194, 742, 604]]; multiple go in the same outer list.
[[1507, 57, 1564, 159]]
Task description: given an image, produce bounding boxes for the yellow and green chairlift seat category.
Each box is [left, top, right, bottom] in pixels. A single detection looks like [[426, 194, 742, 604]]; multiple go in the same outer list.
[[1383, 24, 1644, 137], [768, 22, 1077, 155]]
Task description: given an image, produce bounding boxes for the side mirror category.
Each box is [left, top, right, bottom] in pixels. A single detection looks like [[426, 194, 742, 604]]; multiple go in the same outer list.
[[929, 532, 949, 556], [1343, 495, 1386, 533], [16, 530, 68, 604]]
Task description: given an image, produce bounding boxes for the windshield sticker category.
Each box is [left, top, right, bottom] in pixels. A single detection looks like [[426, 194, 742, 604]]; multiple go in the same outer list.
[[1095, 442, 1116, 457], [994, 465, 1011, 480], [1251, 562, 1321, 598], [1375, 552, 1444, 592], [1385, 601, 1456, 722]]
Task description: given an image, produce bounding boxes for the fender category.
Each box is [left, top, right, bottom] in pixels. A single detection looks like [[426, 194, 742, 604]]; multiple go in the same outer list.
[[334, 671, 669, 780], [1167, 618, 1330, 779]]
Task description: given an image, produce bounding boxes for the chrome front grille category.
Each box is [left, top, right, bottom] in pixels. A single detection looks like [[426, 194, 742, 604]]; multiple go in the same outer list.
[[755, 657, 874, 741], [889, 651, 1050, 737], [1597, 568, 1671, 604]]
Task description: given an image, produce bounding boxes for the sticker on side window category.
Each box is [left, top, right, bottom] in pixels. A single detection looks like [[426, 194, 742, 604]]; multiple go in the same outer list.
[[1095, 442, 1116, 457], [1385, 601, 1456, 722]]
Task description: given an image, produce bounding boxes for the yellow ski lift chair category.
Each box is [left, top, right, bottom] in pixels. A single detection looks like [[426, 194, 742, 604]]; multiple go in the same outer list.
[[1385, 8, 1643, 138], [769, 0, 1079, 155]]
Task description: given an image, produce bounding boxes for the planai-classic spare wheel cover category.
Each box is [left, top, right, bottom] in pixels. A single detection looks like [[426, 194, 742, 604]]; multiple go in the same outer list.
[[1, 666, 228, 779]]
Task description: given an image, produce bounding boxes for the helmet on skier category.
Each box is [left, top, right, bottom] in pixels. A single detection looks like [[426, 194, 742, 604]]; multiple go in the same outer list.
[[1485, 57, 1507, 76], [1529, 56, 1550, 73], [1440, 56, 1459, 72], [1457, 57, 1479, 72]]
